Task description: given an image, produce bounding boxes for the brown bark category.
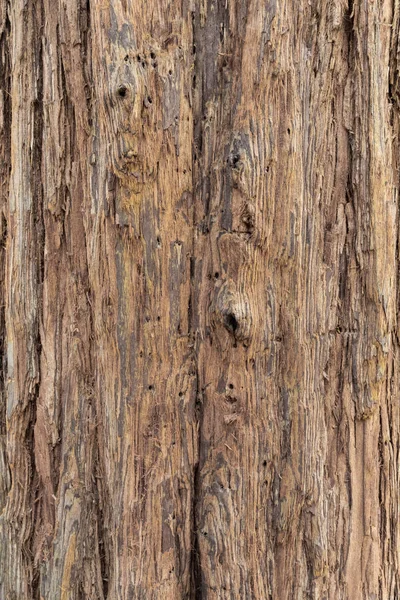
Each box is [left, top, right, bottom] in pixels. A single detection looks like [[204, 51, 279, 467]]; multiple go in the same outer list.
[[0, 0, 399, 598]]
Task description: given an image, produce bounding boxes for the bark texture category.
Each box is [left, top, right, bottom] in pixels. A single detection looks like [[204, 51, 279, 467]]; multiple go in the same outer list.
[[0, 0, 399, 598]]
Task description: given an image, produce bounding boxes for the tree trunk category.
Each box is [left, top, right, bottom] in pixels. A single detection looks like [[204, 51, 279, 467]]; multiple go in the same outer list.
[[0, 0, 399, 598]]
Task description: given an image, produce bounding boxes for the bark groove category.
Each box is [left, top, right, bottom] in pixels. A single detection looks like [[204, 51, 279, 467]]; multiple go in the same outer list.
[[1, 1, 400, 599]]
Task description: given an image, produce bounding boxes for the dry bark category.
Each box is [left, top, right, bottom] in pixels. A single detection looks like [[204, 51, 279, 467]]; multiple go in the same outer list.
[[0, 0, 399, 598]]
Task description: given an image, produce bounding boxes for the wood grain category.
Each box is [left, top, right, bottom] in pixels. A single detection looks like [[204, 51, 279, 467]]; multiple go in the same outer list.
[[0, 0, 399, 598]]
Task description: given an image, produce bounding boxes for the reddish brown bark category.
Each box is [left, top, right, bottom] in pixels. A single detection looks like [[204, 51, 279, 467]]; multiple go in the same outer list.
[[0, 1, 399, 598]]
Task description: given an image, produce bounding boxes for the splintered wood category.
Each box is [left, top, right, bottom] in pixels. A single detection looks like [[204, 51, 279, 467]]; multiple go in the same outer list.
[[0, 0, 399, 598]]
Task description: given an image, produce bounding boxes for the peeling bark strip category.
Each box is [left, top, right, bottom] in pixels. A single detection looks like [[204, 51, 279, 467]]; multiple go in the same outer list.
[[0, 0, 400, 598]]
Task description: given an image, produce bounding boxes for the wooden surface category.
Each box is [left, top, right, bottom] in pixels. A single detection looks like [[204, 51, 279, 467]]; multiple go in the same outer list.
[[0, 0, 399, 598]]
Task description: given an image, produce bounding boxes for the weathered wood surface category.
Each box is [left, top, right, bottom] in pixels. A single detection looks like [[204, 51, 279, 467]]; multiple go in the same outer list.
[[0, 0, 399, 598]]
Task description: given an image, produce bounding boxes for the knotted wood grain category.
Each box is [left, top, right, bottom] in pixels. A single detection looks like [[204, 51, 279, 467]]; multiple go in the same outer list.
[[0, 1, 399, 599]]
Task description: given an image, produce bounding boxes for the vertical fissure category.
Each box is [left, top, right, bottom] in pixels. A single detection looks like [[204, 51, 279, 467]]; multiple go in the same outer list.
[[0, 0, 10, 446], [190, 7, 202, 599], [191, 371, 203, 600], [29, 1, 45, 597], [189, 0, 240, 594]]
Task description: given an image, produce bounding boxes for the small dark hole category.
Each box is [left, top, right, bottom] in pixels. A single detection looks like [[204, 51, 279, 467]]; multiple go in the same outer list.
[[228, 383, 234, 390], [230, 153, 240, 168], [225, 313, 238, 333], [178, 392, 184, 397], [117, 85, 128, 98], [137, 55, 141, 61], [169, 69, 173, 75], [263, 460, 267, 466], [157, 316, 161, 321], [124, 55, 129, 62], [214, 272, 219, 279], [148, 385, 153, 390], [150, 52, 156, 59], [147, 96, 152, 104], [287, 128, 291, 134]]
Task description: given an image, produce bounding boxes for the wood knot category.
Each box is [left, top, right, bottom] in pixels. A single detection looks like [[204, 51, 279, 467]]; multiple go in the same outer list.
[[240, 200, 255, 231], [112, 78, 136, 108], [214, 280, 252, 343], [228, 135, 253, 198], [117, 84, 129, 98], [229, 148, 247, 190]]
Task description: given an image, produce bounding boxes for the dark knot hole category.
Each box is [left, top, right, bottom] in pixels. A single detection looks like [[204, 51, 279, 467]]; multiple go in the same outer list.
[[224, 313, 238, 333], [117, 85, 128, 98], [230, 153, 241, 168]]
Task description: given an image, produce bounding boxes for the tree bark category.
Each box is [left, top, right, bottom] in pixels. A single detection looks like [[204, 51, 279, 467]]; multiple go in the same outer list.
[[0, 0, 399, 598]]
